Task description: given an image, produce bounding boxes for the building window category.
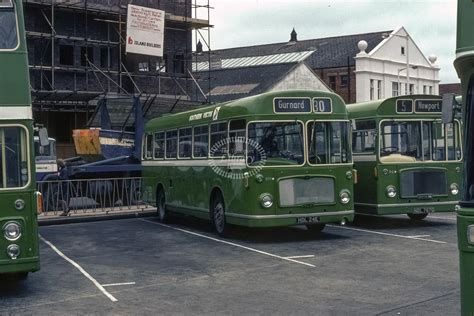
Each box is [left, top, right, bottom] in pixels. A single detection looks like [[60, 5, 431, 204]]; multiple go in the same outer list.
[[138, 62, 149, 72], [429, 86, 433, 94], [423, 85, 427, 94], [80, 46, 94, 67], [392, 82, 400, 97], [370, 79, 375, 100], [377, 80, 382, 99], [100, 47, 109, 68], [341, 74, 349, 87], [174, 54, 185, 74], [328, 75, 336, 90], [156, 55, 167, 73], [409, 84, 415, 95], [401, 46, 405, 55], [59, 44, 74, 66]]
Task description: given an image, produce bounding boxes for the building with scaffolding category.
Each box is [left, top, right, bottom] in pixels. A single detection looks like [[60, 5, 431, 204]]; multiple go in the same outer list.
[[23, 0, 211, 157]]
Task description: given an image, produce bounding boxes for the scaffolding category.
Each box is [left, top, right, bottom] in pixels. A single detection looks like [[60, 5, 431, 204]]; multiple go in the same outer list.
[[24, 0, 212, 114]]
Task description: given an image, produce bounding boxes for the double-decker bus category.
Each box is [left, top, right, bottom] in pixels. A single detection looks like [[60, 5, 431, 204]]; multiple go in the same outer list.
[[347, 95, 462, 220], [454, 0, 474, 313], [0, 0, 40, 279], [142, 90, 354, 236]]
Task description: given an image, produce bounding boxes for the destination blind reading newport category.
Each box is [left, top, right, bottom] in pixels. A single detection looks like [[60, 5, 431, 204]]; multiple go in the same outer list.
[[274, 98, 332, 113]]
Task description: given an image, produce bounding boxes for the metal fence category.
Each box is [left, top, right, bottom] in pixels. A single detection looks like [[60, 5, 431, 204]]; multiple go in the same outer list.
[[37, 177, 151, 216]]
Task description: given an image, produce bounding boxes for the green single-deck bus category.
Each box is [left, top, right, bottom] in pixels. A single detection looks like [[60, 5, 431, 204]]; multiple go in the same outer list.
[[142, 90, 355, 236], [347, 95, 463, 220], [0, 0, 40, 279]]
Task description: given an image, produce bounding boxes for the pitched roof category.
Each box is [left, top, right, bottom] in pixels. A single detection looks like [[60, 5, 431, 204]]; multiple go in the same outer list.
[[196, 62, 299, 103], [197, 30, 391, 69]]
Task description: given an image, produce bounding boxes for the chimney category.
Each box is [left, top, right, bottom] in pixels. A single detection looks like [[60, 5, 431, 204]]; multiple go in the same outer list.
[[290, 28, 297, 42]]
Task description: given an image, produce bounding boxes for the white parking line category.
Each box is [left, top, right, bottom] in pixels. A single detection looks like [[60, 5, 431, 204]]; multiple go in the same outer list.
[[327, 225, 447, 244], [406, 235, 431, 238], [102, 282, 136, 287], [428, 216, 457, 221], [284, 255, 315, 259], [40, 235, 118, 302], [140, 219, 316, 268]]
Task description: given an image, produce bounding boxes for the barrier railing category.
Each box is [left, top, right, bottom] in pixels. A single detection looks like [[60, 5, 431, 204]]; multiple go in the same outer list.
[[37, 177, 151, 216]]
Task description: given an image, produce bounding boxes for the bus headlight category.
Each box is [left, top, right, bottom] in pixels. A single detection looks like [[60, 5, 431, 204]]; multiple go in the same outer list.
[[3, 222, 22, 241], [339, 190, 351, 204], [386, 185, 397, 198], [450, 183, 459, 195], [260, 194, 273, 208], [6, 244, 20, 260], [468, 225, 474, 245]]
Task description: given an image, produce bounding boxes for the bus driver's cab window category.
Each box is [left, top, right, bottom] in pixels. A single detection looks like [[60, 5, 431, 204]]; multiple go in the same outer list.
[[465, 78, 474, 203], [0, 0, 18, 50]]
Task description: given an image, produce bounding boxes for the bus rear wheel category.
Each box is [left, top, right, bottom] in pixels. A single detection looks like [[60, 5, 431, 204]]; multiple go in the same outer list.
[[306, 223, 326, 233], [407, 213, 428, 221], [156, 187, 168, 223], [211, 193, 229, 237]]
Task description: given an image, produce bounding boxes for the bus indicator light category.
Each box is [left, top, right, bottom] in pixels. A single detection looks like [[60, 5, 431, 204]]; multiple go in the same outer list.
[[386, 186, 397, 198], [468, 225, 474, 245], [6, 244, 20, 260], [450, 183, 459, 195]]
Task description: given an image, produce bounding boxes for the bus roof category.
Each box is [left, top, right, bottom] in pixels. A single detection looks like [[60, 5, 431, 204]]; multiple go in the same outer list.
[[346, 95, 442, 119], [145, 90, 347, 132]]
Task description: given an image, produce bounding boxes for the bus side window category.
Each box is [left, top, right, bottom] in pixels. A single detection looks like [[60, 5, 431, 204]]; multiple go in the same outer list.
[[165, 130, 177, 159], [178, 128, 192, 158], [193, 125, 209, 158], [446, 122, 461, 161], [229, 119, 246, 156], [210, 122, 227, 157], [154, 132, 165, 159], [352, 120, 376, 154], [0, 1, 19, 50]]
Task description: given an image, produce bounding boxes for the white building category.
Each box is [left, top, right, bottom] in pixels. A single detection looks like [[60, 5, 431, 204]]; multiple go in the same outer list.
[[354, 26, 440, 102]]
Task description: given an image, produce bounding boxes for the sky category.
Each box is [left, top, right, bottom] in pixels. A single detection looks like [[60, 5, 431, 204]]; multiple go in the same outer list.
[[200, 0, 458, 83]]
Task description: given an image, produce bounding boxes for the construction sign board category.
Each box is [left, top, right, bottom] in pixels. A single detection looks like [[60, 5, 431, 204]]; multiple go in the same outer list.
[[126, 4, 165, 57]]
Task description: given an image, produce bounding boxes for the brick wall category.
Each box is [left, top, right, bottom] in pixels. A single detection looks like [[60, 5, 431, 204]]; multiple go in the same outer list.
[[315, 66, 357, 104]]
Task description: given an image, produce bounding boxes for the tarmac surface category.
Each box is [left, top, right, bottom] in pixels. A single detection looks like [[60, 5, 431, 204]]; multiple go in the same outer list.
[[0, 212, 460, 315]]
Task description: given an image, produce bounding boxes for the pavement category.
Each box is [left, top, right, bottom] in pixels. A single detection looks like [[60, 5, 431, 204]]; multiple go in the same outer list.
[[0, 212, 460, 315]]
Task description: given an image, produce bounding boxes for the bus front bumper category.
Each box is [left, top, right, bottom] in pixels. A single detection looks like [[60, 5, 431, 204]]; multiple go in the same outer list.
[[225, 210, 354, 228], [354, 201, 458, 216], [0, 257, 40, 274]]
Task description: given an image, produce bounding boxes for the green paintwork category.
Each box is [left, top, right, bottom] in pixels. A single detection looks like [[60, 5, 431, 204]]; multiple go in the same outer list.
[[348, 95, 463, 216], [455, 1, 474, 314], [0, 1, 39, 275], [143, 90, 354, 229], [0, 0, 31, 107]]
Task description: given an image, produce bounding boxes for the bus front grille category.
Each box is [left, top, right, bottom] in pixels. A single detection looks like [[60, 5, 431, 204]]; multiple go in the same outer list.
[[279, 177, 335, 207], [400, 169, 447, 198]]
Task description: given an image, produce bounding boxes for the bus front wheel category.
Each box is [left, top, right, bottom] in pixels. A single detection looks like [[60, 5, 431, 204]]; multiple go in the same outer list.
[[156, 187, 168, 223], [211, 193, 230, 237], [407, 213, 428, 221]]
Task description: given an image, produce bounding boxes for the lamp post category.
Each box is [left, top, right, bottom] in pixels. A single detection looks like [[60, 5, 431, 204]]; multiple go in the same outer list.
[[383, 31, 411, 95], [397, 66, 418, 95]]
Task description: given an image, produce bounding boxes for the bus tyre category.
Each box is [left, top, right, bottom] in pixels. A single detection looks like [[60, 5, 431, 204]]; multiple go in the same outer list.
[[211, 193, 229, 237], [306, 223, 326, 233], [407, 213, 428, 221], [156, 188, 168, 223]]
